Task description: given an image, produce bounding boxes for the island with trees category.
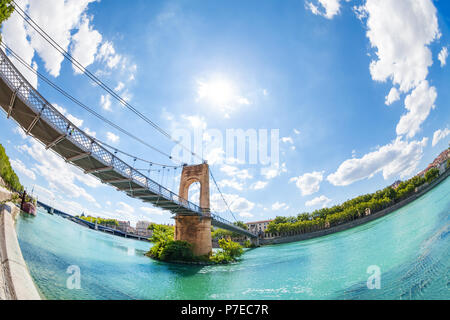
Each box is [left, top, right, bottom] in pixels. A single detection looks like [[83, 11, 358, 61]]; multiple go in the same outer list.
[[146, 223, 244, 264]]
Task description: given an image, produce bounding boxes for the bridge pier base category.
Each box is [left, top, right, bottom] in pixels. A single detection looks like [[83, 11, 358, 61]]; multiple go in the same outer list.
[[251, 237, 260, 247], [174, 215, 212, 257]]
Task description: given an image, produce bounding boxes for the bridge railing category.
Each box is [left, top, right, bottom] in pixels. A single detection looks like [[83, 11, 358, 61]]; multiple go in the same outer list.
[[0, 49, 204, 215], [0, 49, 255, 237]]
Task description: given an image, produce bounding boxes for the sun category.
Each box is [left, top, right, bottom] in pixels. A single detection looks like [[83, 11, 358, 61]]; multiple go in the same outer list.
[[197, 77, 236, 107]]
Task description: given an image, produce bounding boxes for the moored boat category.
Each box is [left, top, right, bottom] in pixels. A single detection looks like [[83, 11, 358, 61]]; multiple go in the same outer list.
[[21, 201, 36, 216]]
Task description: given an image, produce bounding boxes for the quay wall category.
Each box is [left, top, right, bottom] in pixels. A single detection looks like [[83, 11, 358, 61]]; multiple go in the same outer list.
[[0, 186, 41, 300]]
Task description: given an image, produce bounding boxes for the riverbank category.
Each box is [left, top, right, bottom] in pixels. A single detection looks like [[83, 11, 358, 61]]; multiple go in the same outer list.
[[260, 168, 450, 246], [14, 177, 450, 299], [0, 186, 41, 300]]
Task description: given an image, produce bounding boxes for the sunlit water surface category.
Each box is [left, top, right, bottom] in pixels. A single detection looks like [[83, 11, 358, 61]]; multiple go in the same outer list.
[[16, 178, 450, 300]]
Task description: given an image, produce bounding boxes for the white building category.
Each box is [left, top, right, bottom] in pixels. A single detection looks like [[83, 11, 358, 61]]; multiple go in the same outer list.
[[246, 220, 273, 234], [136, 220, 153, 237]]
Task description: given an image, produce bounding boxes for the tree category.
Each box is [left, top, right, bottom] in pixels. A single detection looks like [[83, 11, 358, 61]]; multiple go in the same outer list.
[[211, 238, 244, 263], [0, 0, 13, 26], [234, 221, 248, 230], [0, 144, 23, 192], [425, 168, 439, 183]]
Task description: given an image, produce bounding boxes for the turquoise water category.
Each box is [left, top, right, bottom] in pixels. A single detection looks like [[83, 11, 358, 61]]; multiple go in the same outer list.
[[16, 178, 449, 300]]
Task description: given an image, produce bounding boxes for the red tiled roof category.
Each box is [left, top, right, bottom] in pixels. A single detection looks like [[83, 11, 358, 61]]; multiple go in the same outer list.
[[245, 220, 273, 225]]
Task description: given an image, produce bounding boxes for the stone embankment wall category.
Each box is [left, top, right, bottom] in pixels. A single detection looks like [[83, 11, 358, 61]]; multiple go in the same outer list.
[[0, 185, 41, 300], [260, 169, 450, 246]]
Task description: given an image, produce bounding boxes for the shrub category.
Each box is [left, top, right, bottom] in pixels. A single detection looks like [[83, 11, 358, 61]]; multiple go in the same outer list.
[[159, 241, 194, 262], [211, 238, 244, 263], [243, 240, 252, 248]]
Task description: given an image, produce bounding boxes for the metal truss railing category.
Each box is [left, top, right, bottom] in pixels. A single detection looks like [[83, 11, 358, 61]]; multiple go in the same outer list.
[[0, 48, 255, 237]]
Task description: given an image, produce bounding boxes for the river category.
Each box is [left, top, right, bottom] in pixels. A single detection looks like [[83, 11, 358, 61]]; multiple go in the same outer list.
[[16, 177, 449, 300]]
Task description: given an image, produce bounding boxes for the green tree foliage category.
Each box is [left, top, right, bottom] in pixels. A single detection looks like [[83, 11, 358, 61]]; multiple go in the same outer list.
[[0, 0, 13, 27], [147, 224, 195, 262], [146, 223, 244, 264], [158, 241, 194, 262], [149, 224, 174, 244], [425, 168, 439, 183], [266, 171, 437, 235], [210, 238, 244, 264], [212, 221, 248, 240], [0, 144, 23, 192], [78, 215, 119, 227]]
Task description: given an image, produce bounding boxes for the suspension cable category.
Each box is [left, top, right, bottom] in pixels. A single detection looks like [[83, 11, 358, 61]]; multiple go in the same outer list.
[[94, 138, 181, 168], [11, 0, 204, 163], [210, 170, 238, 222], [0, 42, 182, 166]]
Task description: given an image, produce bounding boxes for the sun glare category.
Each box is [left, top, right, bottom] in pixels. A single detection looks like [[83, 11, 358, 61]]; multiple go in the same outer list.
[[197, 78, 235, 106]]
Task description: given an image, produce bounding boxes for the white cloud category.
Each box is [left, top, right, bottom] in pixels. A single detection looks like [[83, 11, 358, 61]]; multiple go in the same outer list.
[[306, 195, 332, 208], [239, 212, 254, 218], [357, 1, 440, 140], [237, 97, 251, 105], [290, 171, 324, 196], [294, 129, 301, 135], [182, 115, 207, 130], [13, 126, 28, 139], [53, 104, 84, 127], [97, 41, 122, 69], [327, 137, 428, 186], [396, 80, 437, 138], [211, 192, 255, 216], [100, 94, 112, 111], [140, 207, 164, 216], [205, 147, 225, 165], [362, 0, 440, 93], [261, 163, 287, 180], [26, 0, 98, 77], [196, 77, 252, 117], [10, 159, 36, 180], [84, 127, 97, 138], [281, 137, 294, 144], [432, 128, 450, 147], [220, 165, 252, 180], [272, 202, 289, 211], [106, 132, 119, 143], [33, 184, 56, 203], [2, 0, 38, 88], [251, 181, 268, 190], [385, 87, 400, 106], [218, 179, 244, 191], [306, 0, 348, 19], [70, 15, 102, 74], [438, 47, 448, 67], [114, 81, 125, 92], [19, 139, 102, 206]]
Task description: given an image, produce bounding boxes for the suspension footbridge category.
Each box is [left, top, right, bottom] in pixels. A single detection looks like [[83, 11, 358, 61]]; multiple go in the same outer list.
[[0, 46, 256, 255]]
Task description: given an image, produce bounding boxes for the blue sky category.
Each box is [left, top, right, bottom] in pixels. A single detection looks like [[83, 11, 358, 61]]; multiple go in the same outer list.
[[0, 0, 449, 226]]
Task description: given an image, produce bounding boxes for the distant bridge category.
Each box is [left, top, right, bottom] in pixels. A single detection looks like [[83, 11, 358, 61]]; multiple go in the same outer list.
[[37, 201, 150, 241], [0, 48, 256, 250]]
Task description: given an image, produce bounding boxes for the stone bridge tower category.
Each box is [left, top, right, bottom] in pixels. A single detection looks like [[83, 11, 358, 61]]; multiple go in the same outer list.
[[174, 163, 212, 256]]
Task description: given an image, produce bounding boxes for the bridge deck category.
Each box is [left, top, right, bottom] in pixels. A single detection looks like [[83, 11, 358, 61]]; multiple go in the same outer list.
[[0, 49, 255, 239]]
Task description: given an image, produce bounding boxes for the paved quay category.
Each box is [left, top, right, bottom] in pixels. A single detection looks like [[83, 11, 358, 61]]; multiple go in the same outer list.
[[0, 187, 41, 300]]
